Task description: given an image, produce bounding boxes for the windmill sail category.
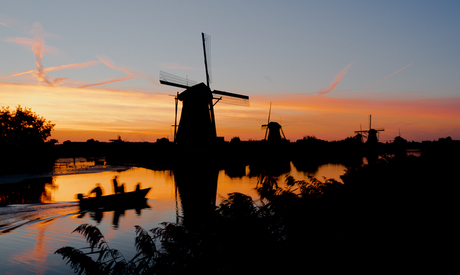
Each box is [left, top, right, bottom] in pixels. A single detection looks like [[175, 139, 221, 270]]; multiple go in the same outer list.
[[160, 71, 198, 89], [202, 33, 212, 87]]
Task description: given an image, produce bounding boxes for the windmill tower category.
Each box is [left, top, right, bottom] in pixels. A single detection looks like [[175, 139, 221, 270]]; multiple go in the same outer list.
[[261, 103, 286, 142], [160, 33, 249, 152], [354, 115, 384, 144]]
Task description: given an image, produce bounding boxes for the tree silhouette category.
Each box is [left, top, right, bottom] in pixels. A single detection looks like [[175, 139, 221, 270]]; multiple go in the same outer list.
[[0, 105, 56, 174], [0, 105, 55, 148]]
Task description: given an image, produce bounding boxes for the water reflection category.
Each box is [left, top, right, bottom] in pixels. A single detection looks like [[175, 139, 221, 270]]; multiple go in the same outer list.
[[0, 159, 350, 274], [0, 177, 56, 205]]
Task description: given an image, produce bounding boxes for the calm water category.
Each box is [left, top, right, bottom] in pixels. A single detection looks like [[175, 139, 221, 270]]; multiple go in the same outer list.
[[0, 158, 346, 275]]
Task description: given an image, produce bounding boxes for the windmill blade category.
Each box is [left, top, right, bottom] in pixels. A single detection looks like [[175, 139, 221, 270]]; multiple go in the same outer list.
[[280, 127, 286, 139], [213, 96, 250, 106], [375, 128, 385, 131], [213, 90, 249, 100], [159, 71, 198, 89], [265, 103, 271, 140], [202, 33, 212, 88], [267, 102, 272, 124], [212, 90, 249, 106]]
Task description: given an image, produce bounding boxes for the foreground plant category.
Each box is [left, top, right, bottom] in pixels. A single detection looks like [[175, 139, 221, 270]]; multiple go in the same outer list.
[[56, 174, 348, 274], [56, 224, 173, 274]]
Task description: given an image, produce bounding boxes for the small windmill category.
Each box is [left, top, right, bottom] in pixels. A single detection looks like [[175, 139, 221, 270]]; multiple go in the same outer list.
[[354, 115, 384, 144], [160, 33, 249, 151], [261, 103, 286, 141]]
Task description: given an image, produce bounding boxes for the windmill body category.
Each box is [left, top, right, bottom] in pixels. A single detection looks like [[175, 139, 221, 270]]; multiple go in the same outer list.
[[160, 33, 249, 153], [262, 103, 286, 142], [175, 83, 216, 151], [354, 115, 384, 144], [265, 122, 284, 141]]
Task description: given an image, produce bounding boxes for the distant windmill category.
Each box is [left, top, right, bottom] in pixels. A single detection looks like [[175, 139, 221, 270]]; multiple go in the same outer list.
[[261, 103, 286, 141], [354, 115, 384, 144], [160, 33, 249, 151]]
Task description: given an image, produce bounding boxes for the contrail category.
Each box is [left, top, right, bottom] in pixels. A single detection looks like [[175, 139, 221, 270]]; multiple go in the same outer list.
[[45, 61, 100, 72], [97, 55, 136, 75], [358, 63, 413, 93], [79, 75, 141, 88], [6, 24, 53, 85], [32, 37, 52, 85], [0, 69, 37, 79], [318, 62, 354, 95], [2, 61, 100, 79]]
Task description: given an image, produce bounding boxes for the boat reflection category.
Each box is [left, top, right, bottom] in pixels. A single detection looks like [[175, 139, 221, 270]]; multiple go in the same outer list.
[[78, 201, 150, 229]]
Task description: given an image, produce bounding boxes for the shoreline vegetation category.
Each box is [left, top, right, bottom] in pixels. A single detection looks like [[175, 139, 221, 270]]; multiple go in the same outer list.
[[55, 150, 457, 274], [2, 134, 458, 174]]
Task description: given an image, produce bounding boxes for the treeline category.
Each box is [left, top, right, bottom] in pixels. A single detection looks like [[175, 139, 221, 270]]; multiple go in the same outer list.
[[26, 134, 460, 173]]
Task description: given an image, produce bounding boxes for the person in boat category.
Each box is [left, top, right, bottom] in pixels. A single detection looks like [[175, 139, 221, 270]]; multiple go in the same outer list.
[[113, 176, 125, 194], [89, 183, 103, 198], [135, 182, 141, 191]]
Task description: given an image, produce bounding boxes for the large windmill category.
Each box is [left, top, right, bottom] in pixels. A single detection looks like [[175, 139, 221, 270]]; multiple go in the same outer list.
[[160, 33, 249, 152], [261, 103, 286, 141], [354, 115, 384, 144]]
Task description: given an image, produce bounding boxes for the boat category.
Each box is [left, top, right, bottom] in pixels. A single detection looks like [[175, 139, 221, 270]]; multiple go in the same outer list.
[[77, 187, 151, 210]]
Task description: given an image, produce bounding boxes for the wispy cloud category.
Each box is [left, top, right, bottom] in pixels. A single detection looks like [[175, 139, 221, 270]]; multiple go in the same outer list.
[[4, 22, 142, 88], [97, 55, 138, 75], [318, 62, 354, 95], [46, 61, 100, 72], [358, 63, 413, 93], [1, 61, 100, 81], [79, 75, 142, 88], [6, 22, 56, 85]]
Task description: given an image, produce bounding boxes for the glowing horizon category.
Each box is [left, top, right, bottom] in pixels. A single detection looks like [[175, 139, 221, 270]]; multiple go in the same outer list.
[[1, 82, 459, 143]]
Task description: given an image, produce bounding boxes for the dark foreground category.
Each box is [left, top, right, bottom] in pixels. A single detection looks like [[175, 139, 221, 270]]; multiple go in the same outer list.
[[55, 149, 457, 274]]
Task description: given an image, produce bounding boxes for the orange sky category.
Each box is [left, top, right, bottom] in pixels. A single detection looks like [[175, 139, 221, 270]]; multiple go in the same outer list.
[[1, 82, 459, 142], [2, 15, 459, 143]]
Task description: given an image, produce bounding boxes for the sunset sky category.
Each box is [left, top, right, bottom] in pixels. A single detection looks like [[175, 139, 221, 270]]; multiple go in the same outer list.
[[1, 1, 459, 142]]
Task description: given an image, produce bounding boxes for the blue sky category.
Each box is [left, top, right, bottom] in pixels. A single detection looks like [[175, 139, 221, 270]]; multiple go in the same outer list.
[[1, 1, 460, 142]]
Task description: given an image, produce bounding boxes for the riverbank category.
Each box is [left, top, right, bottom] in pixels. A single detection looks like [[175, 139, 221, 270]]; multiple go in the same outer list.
[[0, 158, 129, 184]]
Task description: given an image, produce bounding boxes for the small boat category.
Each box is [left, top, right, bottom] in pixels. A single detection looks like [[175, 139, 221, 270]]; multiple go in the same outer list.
[[77, 188, 151, 210]]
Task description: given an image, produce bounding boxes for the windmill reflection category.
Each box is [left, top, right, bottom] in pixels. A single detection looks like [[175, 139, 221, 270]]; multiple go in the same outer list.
[[173, 160, 219, 229]]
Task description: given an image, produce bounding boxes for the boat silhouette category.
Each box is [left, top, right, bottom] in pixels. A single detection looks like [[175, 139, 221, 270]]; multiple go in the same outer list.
[[77, 187, 151, 210]]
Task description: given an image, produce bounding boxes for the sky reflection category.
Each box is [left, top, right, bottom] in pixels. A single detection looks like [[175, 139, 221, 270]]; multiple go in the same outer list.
[[0, 162, 345, 274]]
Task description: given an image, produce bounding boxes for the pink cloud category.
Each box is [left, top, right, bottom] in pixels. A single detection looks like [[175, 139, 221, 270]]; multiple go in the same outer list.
[[318, 62, 354, 95]]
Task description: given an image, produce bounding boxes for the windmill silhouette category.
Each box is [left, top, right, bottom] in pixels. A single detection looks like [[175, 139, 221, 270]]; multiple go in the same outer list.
[[160, 33, 249, 152], [354, 115, 384, 144], [261, 103, 286, 141]]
